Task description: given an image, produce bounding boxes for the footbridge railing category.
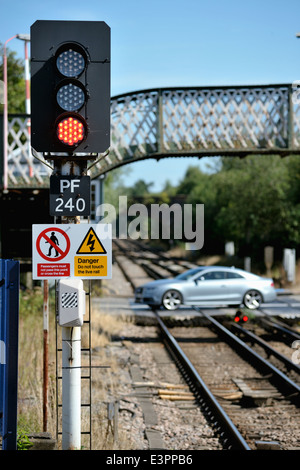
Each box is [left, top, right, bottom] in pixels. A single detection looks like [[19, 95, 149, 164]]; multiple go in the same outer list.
[[1, 84, 300, 188]]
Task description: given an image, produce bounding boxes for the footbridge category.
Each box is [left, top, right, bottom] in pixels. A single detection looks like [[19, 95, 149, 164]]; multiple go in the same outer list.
[[1, 83, 300, 263], [1, 83, 300, 188]]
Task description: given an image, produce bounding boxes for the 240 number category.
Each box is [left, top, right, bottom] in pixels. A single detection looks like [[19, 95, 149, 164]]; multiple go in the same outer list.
[[55, 197, 86, 213]]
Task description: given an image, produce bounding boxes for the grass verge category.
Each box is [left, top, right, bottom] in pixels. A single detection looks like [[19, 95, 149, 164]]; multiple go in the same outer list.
[[17, 284, 136, 450]]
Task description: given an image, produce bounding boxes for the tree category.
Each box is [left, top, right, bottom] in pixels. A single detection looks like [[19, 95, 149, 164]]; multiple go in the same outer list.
[[127, 179, 154, 198], [0, 43, 25, 113], [171, 155, 300, 259], [176, 166, 204, 195], [176, 165, 221, 253], [213, 155, 300, 255], [103, 166, 131, 208]]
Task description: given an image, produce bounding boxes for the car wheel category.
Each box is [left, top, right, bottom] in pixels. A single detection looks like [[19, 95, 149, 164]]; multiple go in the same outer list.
[[243, 290, 263, 309], [162, 290, 182, 310]]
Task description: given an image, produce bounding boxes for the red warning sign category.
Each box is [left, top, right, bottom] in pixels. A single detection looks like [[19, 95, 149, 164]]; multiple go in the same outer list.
[[37, 264, 70, 277], [36, 227, 71, 262]]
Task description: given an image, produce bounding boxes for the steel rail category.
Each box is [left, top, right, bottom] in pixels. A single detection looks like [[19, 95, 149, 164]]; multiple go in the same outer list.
[[229, 322, 300, 375], [195, 309, 300, 402], [258, 313, 300, 343], [153, 309, 251, 450]]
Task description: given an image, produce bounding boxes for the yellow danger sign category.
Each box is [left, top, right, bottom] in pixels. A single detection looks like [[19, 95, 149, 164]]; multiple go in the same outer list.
[[74, 256, 107, 277], [76, 227, 106, 255]]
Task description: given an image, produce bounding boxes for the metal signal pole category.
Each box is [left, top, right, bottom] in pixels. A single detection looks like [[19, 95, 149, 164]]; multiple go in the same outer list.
[[43, 279, 49, 432], [30, 20, 110, 451], [57, 160, 84, 451]]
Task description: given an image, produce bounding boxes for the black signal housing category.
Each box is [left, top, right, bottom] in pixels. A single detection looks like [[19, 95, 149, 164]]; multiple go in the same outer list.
[[30, 20, 110, 157]]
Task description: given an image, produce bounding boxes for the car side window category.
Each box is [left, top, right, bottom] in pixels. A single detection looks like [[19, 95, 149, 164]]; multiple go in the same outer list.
[[200, 271, 227, 280], [226, 272, 244, 279]]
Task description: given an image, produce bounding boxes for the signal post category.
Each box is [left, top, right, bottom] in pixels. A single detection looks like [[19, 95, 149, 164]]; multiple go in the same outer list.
[[30, 20, 111, 450]]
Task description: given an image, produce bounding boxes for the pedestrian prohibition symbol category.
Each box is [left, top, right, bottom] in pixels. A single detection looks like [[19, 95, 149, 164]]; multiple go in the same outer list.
[[36, 227, 71, 262]]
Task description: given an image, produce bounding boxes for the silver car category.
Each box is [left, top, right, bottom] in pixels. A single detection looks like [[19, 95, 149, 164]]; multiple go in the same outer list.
[[134, 266, 277, 310]]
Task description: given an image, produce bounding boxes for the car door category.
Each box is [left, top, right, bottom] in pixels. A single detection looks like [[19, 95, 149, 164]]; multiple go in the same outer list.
[[223, 271, 246, 303], [187, 270, 229, 304]]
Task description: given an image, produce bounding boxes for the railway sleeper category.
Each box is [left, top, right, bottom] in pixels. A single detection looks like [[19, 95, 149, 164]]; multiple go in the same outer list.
[[232, 378, 281, 407]]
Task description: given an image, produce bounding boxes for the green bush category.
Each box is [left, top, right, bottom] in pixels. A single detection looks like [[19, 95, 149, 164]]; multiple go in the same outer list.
[[17, 429, 33, 450]]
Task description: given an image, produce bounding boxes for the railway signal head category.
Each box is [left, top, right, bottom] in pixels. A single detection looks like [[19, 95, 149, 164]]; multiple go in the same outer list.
[[234, 310, 249, 323], [30, 20, 110, 156]]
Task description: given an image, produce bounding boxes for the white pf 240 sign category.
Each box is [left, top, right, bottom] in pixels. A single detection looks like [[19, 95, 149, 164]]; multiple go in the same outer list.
[[32, 224, 112, 280]]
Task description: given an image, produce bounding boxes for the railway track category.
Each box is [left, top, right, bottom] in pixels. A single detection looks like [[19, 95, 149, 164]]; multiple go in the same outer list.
[[113, 239, 198, 284], [154, 309, 300, 450], [111, 239, 300, 450], [227, 316, 300, 388]]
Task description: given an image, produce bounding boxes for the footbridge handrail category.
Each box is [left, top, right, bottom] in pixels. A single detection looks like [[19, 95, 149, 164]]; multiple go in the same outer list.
[[2, 84, 300, 188]]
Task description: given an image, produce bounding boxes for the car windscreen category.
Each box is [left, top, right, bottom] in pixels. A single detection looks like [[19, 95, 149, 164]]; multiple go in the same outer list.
[[176, 267, 205, 280]]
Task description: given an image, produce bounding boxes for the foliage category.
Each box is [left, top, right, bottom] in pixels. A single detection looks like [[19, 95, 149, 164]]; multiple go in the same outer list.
[[17, 429, 33, 450], [17, 287, 57, 445], [103, 166, 131, 209], [127, 179, 154, 198], [111, 154, 300, 262], [212, 155, 300, 255], [0, 42, 26, 113], [19, 287, 44, 318]]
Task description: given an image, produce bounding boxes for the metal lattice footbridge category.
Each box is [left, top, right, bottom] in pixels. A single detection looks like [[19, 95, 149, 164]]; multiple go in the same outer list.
[[2, 84, 300, 188]]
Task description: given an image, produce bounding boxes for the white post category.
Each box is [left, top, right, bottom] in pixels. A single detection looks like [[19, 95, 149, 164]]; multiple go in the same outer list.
[[62, 326, 81, 450], [283, 248, 296, 284], [23, 39, 33, 178], [43, 279, 49, 432]]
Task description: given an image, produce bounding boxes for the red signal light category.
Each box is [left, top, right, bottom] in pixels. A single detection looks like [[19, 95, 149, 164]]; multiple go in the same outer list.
[[234, 311, 249, 323], [56, 116, 86, 146]]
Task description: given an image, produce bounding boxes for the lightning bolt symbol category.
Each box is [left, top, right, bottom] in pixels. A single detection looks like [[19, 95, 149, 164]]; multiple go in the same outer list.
[[87, 233, 95, 252]]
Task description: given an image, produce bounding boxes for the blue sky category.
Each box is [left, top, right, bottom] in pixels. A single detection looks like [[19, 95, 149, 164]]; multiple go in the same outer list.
[[1, 0, 300, 191]]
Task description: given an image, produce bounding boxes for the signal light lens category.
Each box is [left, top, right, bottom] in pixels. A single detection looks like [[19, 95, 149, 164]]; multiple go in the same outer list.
[[56, 82, 85, 112], [56, 116, 86, 146], [56, 48, 86, 78], [234, 312, 249, 323]]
